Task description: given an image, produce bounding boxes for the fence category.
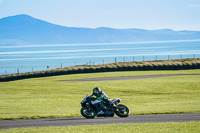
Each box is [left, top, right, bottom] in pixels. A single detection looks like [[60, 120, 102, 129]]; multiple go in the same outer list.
[[1, 53, 200, 76]]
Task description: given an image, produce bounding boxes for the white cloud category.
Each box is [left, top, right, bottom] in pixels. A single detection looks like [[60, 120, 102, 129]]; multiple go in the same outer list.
[[189, 4, 200, 7]]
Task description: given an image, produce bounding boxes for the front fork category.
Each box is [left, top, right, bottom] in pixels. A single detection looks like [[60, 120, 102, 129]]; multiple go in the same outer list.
[[85, 103, 92, 114], [114, 105, 125, 112]]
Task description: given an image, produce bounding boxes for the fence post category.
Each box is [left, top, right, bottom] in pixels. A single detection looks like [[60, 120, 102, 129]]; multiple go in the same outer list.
[[5, 70, 7, 75], [156, 55, 157, 61], [17, 68, 19, 74], [61, 63, 63, 68], [133, 56, 135, 62], [115, 58, 117, 63], [123, 57, 125, 62], [103, 59, 104, 64], [168, 55, 170, 60], [143, 56, 145, 62], [180, 54, 182, 59], [32, 67, 34, 72]]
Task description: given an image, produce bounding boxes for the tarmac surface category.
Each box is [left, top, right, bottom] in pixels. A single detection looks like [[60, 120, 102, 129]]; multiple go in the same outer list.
[[0, 113, 200, 129], [60, 74, 200, 81]]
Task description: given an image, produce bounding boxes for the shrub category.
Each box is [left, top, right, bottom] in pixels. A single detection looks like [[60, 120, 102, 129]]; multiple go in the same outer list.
[[1, 58, 200, 82]]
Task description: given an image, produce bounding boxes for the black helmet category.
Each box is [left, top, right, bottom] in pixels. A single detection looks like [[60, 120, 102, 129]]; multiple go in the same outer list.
[[93, 87, 101, 96]]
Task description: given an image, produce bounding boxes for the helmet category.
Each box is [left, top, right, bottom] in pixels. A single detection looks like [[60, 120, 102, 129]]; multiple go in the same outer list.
[[93, 87, 101, 96]]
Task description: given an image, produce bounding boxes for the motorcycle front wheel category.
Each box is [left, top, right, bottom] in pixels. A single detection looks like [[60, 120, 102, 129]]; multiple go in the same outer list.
[[114, 104, 130, 117], [81, 106, 96, 119]]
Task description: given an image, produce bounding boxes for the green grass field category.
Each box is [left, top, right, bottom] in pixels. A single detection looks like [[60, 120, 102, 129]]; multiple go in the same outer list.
[[0, 69, 200, 120], [1, 122, 199, 133]]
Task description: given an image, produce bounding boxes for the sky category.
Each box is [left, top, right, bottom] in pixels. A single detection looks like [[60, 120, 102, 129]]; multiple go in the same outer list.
[[0, 0, 200, 31]]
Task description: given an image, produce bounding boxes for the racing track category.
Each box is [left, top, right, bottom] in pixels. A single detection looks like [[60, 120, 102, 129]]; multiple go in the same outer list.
[[1, 74, 200, 129], [60, 74, 200, 81], [0, 113, 200, 129]]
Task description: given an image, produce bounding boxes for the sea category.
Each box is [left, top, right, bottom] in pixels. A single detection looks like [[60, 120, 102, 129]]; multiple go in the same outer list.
[[0, 39, 200, 75]]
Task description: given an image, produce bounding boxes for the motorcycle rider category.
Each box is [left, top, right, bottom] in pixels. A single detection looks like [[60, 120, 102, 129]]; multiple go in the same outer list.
[[91, 87, 114, 111]]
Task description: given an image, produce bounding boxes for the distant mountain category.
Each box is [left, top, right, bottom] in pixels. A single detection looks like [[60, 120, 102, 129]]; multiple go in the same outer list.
[[0, 14, 200, 45]]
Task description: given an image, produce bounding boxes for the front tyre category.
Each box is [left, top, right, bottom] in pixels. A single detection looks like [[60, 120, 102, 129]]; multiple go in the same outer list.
[[81, 107, 96, 119], [114, 104, 130, 117]]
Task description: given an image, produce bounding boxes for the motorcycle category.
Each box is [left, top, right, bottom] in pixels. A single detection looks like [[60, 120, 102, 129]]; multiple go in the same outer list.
[[80, 95, 130, 118]]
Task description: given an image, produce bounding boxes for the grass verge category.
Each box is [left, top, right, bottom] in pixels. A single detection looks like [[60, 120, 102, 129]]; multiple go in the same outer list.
[[0, 69, 200, 120], [1, 121, 199, 133]]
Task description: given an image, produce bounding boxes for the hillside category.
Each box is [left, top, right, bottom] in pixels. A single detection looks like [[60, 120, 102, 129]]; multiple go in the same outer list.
[[0, 14, 200, 44]]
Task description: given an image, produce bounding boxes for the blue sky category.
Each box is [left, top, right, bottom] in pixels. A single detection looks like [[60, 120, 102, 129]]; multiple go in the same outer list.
[[0, 0, 200, 31]]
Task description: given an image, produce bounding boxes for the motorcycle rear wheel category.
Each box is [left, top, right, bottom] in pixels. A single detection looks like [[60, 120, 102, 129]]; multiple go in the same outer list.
[[114, 104, 130, 117], [81, 107, 96, 119]]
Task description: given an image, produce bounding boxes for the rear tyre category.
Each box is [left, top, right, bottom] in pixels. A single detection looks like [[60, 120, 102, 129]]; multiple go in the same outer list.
[[81, 107, 96, 119], [114, 104, 130, 117]]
